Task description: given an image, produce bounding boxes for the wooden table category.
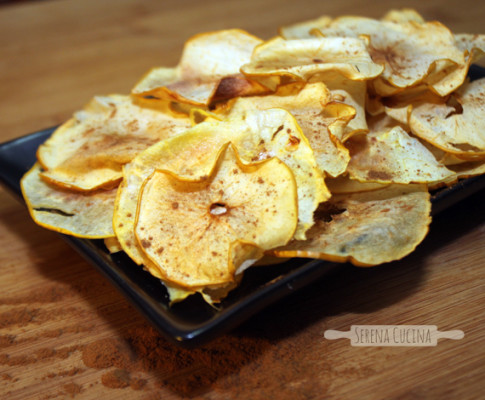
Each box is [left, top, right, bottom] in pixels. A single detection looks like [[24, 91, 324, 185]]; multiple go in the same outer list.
[[1, 1, 484, 399]]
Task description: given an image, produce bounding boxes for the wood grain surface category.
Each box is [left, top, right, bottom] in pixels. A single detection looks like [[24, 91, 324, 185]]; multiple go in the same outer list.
[[0, 1, 484, 399]]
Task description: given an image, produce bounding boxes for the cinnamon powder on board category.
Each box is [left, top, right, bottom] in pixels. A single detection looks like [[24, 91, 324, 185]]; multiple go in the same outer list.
[[1, 248, 328, 399], [79, 321, 328, 399]]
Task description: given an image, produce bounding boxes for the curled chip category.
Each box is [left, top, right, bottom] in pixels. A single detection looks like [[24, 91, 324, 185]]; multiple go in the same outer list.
[[271, 184, 431, 266], [380, 84, 443, 126], [134, 144, 298, 289], [225, 82, 352, 177], [114, 108, 327, 267], [218, 108, 329, 239], [132, 29, 267, 106], [21, 164, 116, 238], [346, 126, 454, 184], [304, 14, 471, 96], [38, 95, 192, 191], [410, 77, 485, 157], [429, 159, 485, 189], [241, 36, 384, 91], [113, 128, 229, 266], [324, 75, 368, 140]]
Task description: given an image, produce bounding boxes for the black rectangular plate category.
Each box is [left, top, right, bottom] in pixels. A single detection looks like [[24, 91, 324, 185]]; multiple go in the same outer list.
[[1, 66, 485, 347]]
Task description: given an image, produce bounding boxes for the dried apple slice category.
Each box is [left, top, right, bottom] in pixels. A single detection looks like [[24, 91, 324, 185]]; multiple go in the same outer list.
[[241, 36, 384, 91], [21, 164, 116, 238], [448, 159, 485, 179], [132, 29, 267, 106], [429, 158, 485, 189], [38, 95, 192, 191], [113, 128, 229, 265], [409, 78, 485, 157], [324, 75, 368, 140], [226, 108, 330, 238], [134, 144, 298, 289], [381, 84, 444, 126], [346, 126, 454, 184], [314, 16, 471, 96], [271, 184, 431, 266], [114, 108, 327, 268], [225, 82, 352, 177], [229, 74, 368, 143]]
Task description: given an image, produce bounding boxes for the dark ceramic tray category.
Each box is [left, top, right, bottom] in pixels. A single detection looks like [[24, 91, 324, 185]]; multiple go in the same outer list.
[[1, 67, 484, 347]]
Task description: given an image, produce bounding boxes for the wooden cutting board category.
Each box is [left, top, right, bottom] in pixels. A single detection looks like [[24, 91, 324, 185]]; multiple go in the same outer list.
[[0, 1, 484, 399]]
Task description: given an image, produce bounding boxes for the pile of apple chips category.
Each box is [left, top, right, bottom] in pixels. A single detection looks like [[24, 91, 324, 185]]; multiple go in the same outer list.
[[21, 9, 485, 303]]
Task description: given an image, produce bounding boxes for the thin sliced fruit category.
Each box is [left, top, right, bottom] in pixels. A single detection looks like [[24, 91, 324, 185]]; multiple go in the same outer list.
[[410, 78, 485, 157], [241, 36, 384, 91], [346, 126, 454, 184], [114, 108, 327, 268], [324, 75, 368, 140], [132, 29, 267, 106], [225, 82, 351, 177], [38, 95, 192, 191], [113, 128, 229, 265], [429, 159, 485, 189], [314, 16, 471, 96], [271, 184, 431, 266], [21, 164, 116, 238], [134, 144, 298, 289]]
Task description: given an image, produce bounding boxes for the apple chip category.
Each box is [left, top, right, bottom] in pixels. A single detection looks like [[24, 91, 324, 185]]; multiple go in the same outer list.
[[114, 108, 327, 267], [381, 84, 444, 125], [37, 95, 192, 191], [225, 82, 351, 177], [410, 78, 485, 157], [132, 29, 267, 106], [408, 130, 485, 167], [241, 36, 384, 91], [324, 74, 368, 140], [346, 126, 454, 184], [164, 283, 195, 304], [429, 158, 485, 189], [271, 184, 431, 266], [314, 16, 471, 96], [114, 128, 230, 265], [134, 144, 298, 289], [21, 164, 116, 238], [226, 108, 329, 238], [448, 159, 485, 178]]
